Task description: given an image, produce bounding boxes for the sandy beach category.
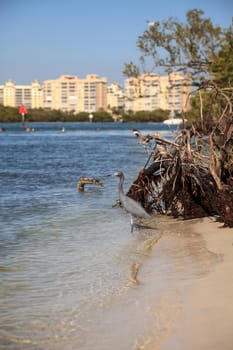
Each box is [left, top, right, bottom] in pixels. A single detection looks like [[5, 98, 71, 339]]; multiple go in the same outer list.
[[142, 217, 233, 350]]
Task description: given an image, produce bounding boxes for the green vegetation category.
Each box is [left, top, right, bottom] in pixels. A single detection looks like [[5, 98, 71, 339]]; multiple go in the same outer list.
[[0, 105, 169, 123], [0, 105, 19, 122], [124, 9, 233, 129], [122, 109, 169, 122], [210, 24, 233, 88], [124, 9, 233, 227]]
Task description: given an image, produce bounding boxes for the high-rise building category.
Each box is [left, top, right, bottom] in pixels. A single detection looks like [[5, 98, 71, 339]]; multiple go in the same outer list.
[[160, 72, 191, 112], [82, 74, 107, 113], [0, 72, 191, 114], [43, 74, 107, 113], [0, 80, 43, 109], [43, 75, 81, 112], [107, 82, 124, 110], [0, 85, 3, 105], [124, 72, 191, 112], [2, 80, 16, 107]]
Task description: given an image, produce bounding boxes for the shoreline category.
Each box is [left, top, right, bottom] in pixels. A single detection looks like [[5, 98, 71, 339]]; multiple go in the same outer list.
[[144, 217, 233, 350]]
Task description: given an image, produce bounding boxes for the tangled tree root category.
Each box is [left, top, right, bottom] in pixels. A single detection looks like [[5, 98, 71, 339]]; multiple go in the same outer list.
[[127, 113, 233, 227]]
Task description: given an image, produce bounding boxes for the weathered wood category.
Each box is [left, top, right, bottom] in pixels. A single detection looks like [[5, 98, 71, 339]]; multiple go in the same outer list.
[[129, 113, 233, 227]]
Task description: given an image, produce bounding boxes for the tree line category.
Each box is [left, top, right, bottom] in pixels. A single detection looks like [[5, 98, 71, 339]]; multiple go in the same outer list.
[[0, 105, 170, 123]]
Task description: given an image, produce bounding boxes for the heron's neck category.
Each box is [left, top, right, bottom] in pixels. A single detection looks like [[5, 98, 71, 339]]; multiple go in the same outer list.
[[118, 176, 124, 193]]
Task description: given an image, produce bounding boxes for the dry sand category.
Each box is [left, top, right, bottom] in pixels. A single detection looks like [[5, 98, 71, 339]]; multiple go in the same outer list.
[[148, 217, 233, 350]]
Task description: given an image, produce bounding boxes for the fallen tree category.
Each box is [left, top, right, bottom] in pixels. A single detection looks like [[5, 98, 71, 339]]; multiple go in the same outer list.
[[123, 9, 233, 227], [127, 89, 233, 227]]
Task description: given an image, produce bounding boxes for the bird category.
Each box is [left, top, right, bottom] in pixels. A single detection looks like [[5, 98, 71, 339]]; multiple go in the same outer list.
[[114, 171, 151, 232], [147, 20, 155, 27], [131, 128, 152, 145], [131, 128, 154, 156]]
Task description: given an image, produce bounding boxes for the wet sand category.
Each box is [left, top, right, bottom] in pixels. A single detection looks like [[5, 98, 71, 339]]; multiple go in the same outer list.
[[144, 217, 233, 350]]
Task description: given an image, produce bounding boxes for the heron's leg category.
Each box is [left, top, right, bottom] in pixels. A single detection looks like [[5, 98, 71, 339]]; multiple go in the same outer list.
[[130, 215, 134, 233], [130, 215, 141, 233], [130, 215, 139, 233]]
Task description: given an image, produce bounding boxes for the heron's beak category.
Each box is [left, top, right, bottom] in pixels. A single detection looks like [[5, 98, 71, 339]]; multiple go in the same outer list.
[[101, 174, 112, 178]]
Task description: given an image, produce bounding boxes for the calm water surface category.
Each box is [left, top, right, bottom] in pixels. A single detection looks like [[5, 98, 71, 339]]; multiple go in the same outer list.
[[0, 122, 199, 350]]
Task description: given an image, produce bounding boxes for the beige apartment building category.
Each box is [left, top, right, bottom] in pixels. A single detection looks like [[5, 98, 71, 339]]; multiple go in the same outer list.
[[124, 72, 191, 112], [43, 74, 107, 113], [83, 74, 107, 113], [43, 75, 81, 111], [0, 80, 43, 109], [107, 83, 124, 110], [0, 72, 191, 114], [0, 74, 108, 113]]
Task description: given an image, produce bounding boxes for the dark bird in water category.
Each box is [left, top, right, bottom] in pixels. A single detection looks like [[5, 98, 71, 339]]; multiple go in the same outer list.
[[77, 177, 103, 191], [131, 128, 152, 145], [23, 126, 35, 132], [114, 171, 151, 232]]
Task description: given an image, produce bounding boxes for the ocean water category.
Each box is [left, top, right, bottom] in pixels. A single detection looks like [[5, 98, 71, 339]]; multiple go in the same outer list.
[[0, 122, 195, 350]]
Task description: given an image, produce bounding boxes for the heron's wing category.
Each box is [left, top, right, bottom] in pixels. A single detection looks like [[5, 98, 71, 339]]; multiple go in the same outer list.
[[120, 194, 150, 219]]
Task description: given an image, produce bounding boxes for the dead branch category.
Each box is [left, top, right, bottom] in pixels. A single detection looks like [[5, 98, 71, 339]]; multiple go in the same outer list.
[[129, 110, 233, 227]]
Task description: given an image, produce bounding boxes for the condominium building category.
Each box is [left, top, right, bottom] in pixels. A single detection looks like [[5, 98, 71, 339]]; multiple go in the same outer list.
[[124, 72, 191, 112], [43, 74, 107, 113], [0, 86, 3, 105], [0, 72, 191, 113], [0, 80, 43, 109], [107, 82, 124, 110], [43, 75, 81, 111], [83, 74, 107, 113], [161, 72, 191, 112]]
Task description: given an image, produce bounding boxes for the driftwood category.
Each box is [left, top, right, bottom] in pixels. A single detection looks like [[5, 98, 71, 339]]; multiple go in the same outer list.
[[77, 177, 103, 191], [127, 112, 233, 227]]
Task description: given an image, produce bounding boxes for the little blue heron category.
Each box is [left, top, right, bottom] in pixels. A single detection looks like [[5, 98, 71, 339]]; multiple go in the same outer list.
[[114, 171, 151, 232]]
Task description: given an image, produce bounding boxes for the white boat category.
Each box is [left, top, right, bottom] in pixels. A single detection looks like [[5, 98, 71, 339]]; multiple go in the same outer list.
[[163, 111, 187, 125], [163, 117, 187, 125]]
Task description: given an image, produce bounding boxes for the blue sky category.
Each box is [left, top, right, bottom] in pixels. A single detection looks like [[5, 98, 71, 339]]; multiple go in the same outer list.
[[0, 0, 232, 86]]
